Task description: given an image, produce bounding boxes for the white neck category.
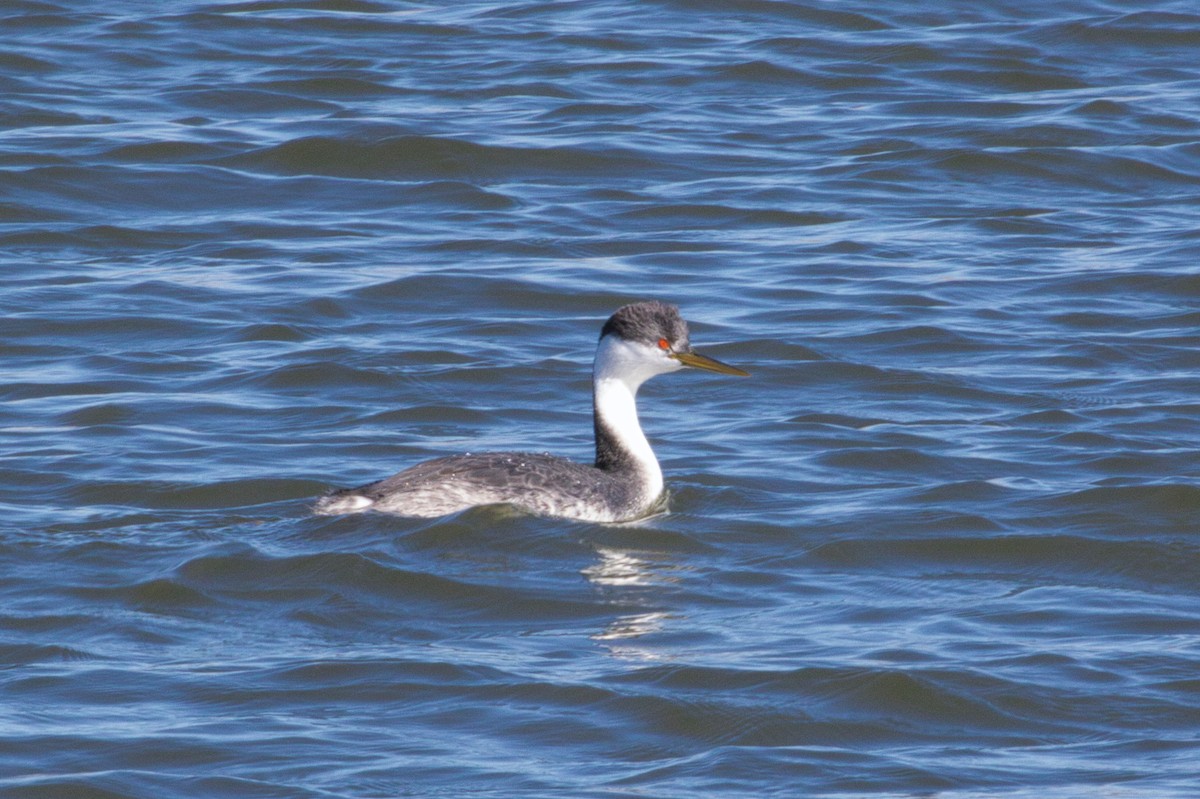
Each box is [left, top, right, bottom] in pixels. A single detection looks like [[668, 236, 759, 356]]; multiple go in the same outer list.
[[591, 336, 667, 497], [595, 377, 660, 470]]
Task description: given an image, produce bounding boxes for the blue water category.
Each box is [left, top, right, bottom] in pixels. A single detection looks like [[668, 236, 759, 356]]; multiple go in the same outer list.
[[2, 1, 1199, 797]]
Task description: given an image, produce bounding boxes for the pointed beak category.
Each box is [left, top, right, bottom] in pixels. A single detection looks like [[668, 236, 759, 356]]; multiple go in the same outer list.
[[672, 350, 749, 376]]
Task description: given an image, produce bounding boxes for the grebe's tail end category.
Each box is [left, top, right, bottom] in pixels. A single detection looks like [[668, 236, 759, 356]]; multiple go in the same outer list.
[[313, 488, 375, 515]]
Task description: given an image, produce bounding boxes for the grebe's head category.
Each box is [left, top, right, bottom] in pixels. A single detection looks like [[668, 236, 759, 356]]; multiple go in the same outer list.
[[594, 301, 748, 388]]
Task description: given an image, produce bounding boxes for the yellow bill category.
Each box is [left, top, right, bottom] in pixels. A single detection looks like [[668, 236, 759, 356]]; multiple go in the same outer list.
[[673, 350, 750, 376]]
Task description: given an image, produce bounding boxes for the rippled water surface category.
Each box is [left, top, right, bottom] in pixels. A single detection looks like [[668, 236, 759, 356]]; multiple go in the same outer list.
[[3, 1, 1199, 797]]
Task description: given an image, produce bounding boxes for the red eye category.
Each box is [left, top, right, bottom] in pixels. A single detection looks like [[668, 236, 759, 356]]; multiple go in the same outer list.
[[658, 338, 671, 351]]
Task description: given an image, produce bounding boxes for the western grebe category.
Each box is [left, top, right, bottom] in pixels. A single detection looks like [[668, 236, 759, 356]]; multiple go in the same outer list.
[[313, 301, 748, 522]]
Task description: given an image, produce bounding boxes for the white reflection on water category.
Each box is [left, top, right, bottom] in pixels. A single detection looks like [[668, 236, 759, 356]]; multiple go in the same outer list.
[[593, 610, 673, 646], [584, 547, 685, 661], [582, 547, 665, 587]]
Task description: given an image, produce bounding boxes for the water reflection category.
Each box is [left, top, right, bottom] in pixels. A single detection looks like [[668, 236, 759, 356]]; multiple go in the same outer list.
[[582, 547, 668, 587], [584, 547, 686, 661]]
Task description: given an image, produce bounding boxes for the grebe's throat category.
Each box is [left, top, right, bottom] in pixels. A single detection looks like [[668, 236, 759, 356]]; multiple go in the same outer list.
[[591, 336, 665, 497]]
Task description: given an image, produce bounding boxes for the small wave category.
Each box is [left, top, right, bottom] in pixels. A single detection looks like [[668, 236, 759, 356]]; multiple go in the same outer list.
[[805, 533, 1200, 592], [70, 577, 217, 613], [101, 140, 236, 163], [1050, 11, 1200, 48], [604, 661, 1060, 742], [170, 87, 341, 115], [1037, 483, 1200, 533], [68, 478, 327, 511], [166, 548, 619, 621], [218, 134, 666, 182], [619, 203, 846, 228], [0, 642, 98, 665], [251, 75, 398, 98], [660, 0, 889, 31]]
